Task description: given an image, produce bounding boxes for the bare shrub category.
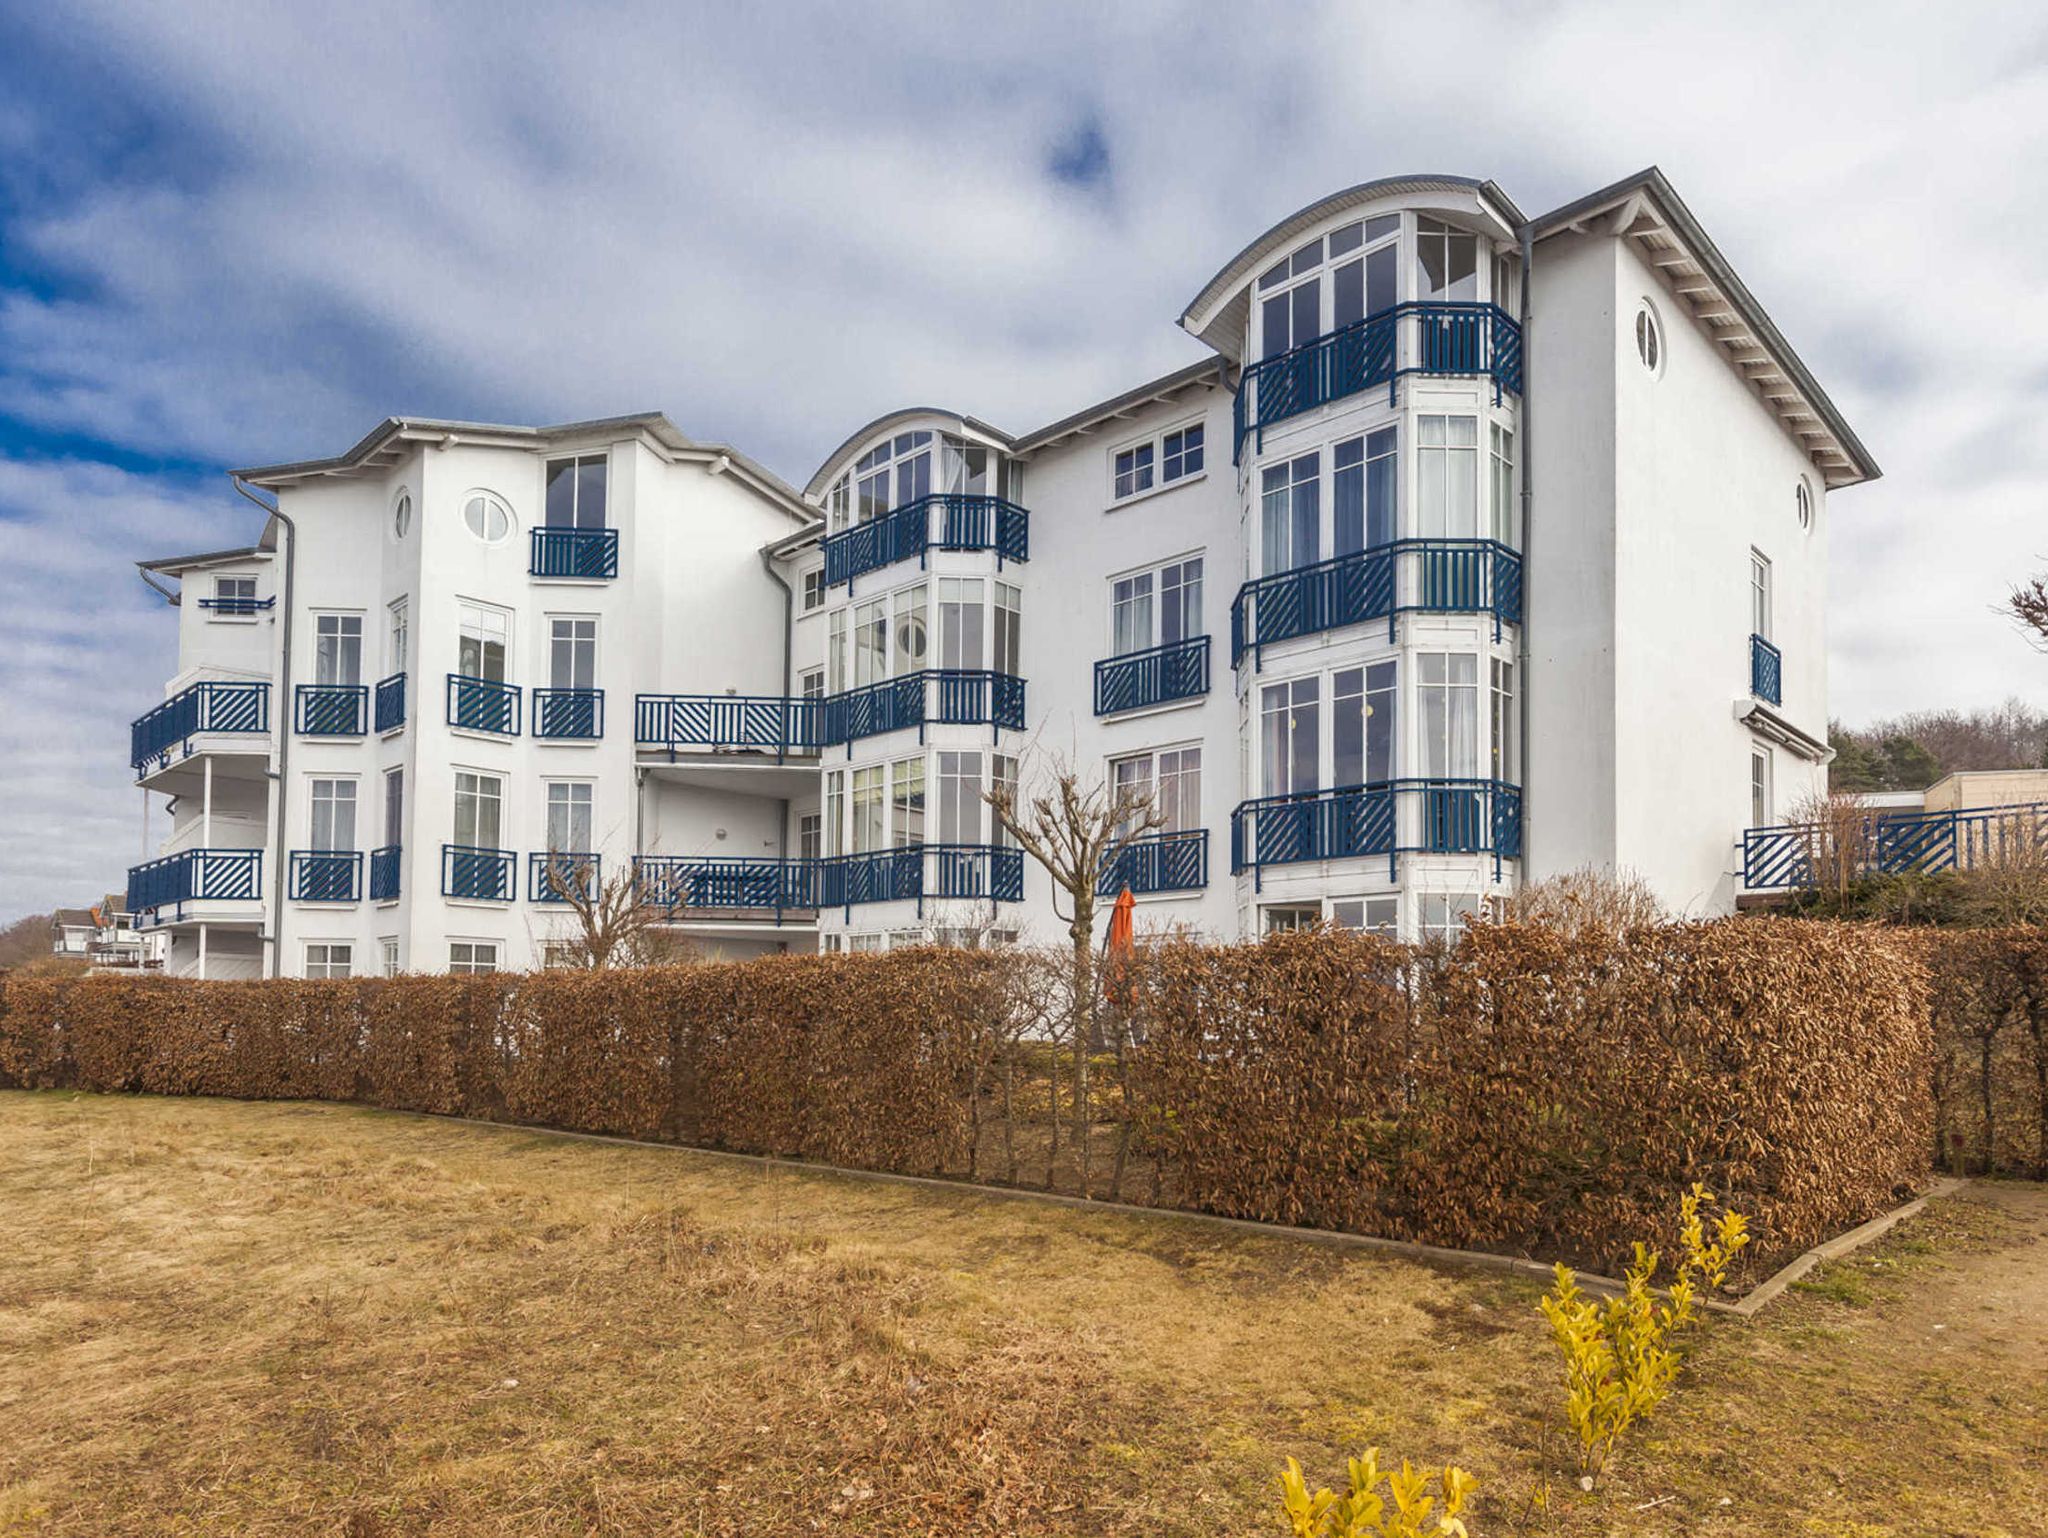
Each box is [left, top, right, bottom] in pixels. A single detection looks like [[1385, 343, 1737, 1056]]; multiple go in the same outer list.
[[1502, 867, 1666, 936]]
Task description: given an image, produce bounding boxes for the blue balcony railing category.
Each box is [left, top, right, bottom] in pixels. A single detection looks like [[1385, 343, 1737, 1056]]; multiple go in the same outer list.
[[1231, 540, 1522, 669], [441, 844, 517, 902], [533, 687, 604, 740], [1750, 634, 1783, 706], [530, 525, 619, 579], [126, 847, 263, 921], [1231, 779, 1522, 886], [374, 673, 406, 732], [294, 683, 367, 736], [447, 674, 521, 735], [821, 494, 1030, 591], [1095, 636, 1210, 716], [634, 693, 827, 758], [369, 845, 401, 901], [195, 595, 275, 615], [130, 680, 270, 772], [290, 850, 362, 903], [1742, 800, 2048, 891], [635, 855, 821, 916], [1234, 301, 1523, 463], [529, 851, 600, 903], [1097, 829, 1208, 895], [830, 669, 1026, 748]]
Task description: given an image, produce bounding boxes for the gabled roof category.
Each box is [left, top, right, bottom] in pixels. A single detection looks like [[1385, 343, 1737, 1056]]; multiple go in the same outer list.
[[1179, 174, 1526, 361], [234, 413, 816, 523], [802, 407, 1014, 500], [1528, 167, 1879, 488]]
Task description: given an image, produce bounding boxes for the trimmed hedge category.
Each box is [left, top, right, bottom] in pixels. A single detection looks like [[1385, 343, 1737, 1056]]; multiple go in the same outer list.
[[1921, 928, 2048, 1178], [0, 922, 1937, 1273]]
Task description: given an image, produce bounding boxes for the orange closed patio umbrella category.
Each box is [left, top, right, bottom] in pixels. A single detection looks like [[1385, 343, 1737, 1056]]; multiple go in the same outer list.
[[1103, 886, 1136, 1008]]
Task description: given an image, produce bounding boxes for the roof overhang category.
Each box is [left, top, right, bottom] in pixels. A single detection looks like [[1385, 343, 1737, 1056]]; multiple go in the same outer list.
[[1011, 358, 1224, 456], [803, 407, 1014, 501], [1529, 168, 1879, 489], [137, 543, 271, 577], [1178, 174, 1526, 363], [1736, 698, 1832, 763], [233, 413, 814, 525]]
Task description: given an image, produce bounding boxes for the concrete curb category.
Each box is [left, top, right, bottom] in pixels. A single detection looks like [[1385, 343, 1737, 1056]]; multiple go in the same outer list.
[[382, 1104, 1965, 1320]]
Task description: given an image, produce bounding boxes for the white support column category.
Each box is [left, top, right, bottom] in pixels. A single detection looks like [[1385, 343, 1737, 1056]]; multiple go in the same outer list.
[[202, 756, 213, 847], [197, 922, 209, 981]]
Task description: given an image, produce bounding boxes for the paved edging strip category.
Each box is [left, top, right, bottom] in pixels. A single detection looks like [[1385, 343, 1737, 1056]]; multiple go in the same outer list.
[[379, 1104, 1967, 1318]]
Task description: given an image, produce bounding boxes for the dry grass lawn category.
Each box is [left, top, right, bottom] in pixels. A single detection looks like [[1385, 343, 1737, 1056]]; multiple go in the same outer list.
[[0, 1091, 2043, 1537]]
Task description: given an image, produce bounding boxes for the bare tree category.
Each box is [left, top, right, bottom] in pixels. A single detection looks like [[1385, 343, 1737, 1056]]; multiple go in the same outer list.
[[538, 852, 691, 969], [984, 753, 1163, 1196], [1788, 787, 1879, 902], [2007, 573, 2048, 653]]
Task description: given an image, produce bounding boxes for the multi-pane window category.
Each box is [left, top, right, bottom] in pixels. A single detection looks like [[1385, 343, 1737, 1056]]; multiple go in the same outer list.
[[380, 939, 400, 977], [828, 610, 848, 693], [1111, 746, 1201, 834], [1162, 424, 1204, 482], [1111, 571, 1153, 658], [1331, 215, 1399, 329], [1490, 661, 1517, 784], [1113, 442, 1154, 500], [1418, 416, 1480, 538], [1258, 214, 1399, 357], [449, 941, 499, 975], [1258, 237, 1326, 359], [851, 431, 932, 527], [1418, 653, 1480, 778], [310, 778, 356, 852], [801, 568, 826, 612], [938, 579, 984, 670], [304, 942, 352, 979], [892, 584, 927, 675], [1331, 897, 1399, 935], [1111, 754, 1153, 834], [1415, 218, 1478, 301], [1751, 552, 1772, 639], [1333, 428, 1397, 555], [890, 757, 925, 847], [1113, 558, 1203, 657], [1261, 453, 1320, 574], [1262, 904, 1321, 933], [824, 771, 845, 856], [387, 599, 409, 674], [1418, 894, 1478, 946], [454, 771, 504, 849], [1490, 425, 1516, 545], [214, 575, 257, 614], [991, 754, 1018, 849], [544, 454, 608, 529], [994, 583, 1022, 676], [851, 766, 885, 854], [1261, 677, 1320, 796], [549, 616, 596, 690], [314, 613, 363, 686], [799, 667, 825, 700], [1333, 663, 1396, 786], [545, 781, 593, 853], [1751, 749, 1772, 829], [797, 813, 822, 862], [458, 604, 509, 682], [937, 751, 982, 843], [853, 598, 886, 686], [940, 435, 993, 495]]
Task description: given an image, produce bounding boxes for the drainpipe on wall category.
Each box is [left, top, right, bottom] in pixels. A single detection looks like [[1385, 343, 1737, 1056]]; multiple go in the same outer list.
[[234, 475, 294, 978], [1517, 223, 1535, 882], [758, 545, 798, 869]]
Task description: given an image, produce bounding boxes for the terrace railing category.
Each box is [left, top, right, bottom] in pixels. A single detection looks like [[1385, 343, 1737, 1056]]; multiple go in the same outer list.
[[821, 493, 1030, 591], [1750, 634, 1783, 706], [1742, 800, 2048, 891], [1231, 540, 1522, 668], [374, 672, 407, 732], [635, 855, 820, 916], [1096, 829, 1208, 895], [447, 674, 521, 736], [126, 847, 263, 920], [1231, 778, 1522, 886], [529, 525, 620, 579], [827, 669, 1026, 749], [633, 846, 1023, 917], [130, 679, 270, 771], [294, 683, 368, 737], [634, 693, 826, 758], [1234, 302, 1523, 463], [441, 844, 517, 902], [1094, 636, 1210, 716], [533, 687, 604, 740], [289, 850, 362, 903]]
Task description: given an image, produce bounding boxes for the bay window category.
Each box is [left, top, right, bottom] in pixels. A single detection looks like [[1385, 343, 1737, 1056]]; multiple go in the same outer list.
[[937, 751, 982, 843], [1418, 653, 1480, 778], [1418, 416, 1480, 539], [1260, 677, 1320, 796], [1261, 453, 1320, 574], [1333, 428, 1397, 554]]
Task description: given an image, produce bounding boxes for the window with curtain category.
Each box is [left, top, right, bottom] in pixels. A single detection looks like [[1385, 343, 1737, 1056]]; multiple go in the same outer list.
[[1261, 454, 1320, 574], [1418, 653, 1479, 778], [937, 751, 982, 843], [1261, 677, 1320, 795], [1417, 416, 1479, 539]]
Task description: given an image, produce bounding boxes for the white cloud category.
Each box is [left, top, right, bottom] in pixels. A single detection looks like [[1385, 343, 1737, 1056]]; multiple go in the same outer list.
[[2, 0, 2047, 911]]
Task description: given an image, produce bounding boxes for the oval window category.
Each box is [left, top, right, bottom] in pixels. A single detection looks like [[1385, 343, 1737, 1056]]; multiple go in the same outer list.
[[463, 492, 511, 543], [1796, 481, 1814, 531], [1634, 304, 1661, 374], [393, 491, 412, 540]]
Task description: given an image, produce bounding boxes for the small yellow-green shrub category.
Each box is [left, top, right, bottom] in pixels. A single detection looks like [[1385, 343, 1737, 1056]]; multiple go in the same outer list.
[[1278, 1451, 1477, 1537]]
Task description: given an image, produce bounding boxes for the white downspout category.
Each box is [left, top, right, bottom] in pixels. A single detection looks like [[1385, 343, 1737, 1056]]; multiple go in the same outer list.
[[198, 922, 209, 981]]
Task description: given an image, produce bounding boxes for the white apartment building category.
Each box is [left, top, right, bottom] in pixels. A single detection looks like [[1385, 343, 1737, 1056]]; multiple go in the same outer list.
[[125, 167, 1877, 976]]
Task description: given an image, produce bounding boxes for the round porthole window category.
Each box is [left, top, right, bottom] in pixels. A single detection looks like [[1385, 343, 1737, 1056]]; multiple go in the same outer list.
[[1796, 480, 1814, 532], [1634, 303, 1662, 374], [392, 491, 412, 540], [462, 491, 512, 543]]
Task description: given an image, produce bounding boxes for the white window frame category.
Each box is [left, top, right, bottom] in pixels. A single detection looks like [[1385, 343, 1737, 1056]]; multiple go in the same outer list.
[[800, 566, 826, 613], [546, 613, 599, 692], [457, 600, 513, 683], [387, 598, 409, 677], [210, 573, 260, 623], [448, 940, 500, 975], [543, 779, 595, 855], [1330, 896, 1400, 935], [460, 489, 513, 544], [303, 941, 353, 979], [453, 769, 505, 851], [1751, 747, 1773, 829], [1750, 551, 1772, 641], [308, 775, 359, 854], [1262, 660, 1398, 795], [543, 453, 609, 531], [1108, 553, 1203, 658], [312, 611, 364, 687], [1108, 417, 1207, 507], [379, 938, 400, 976], [1108, 743, 1202, 835]]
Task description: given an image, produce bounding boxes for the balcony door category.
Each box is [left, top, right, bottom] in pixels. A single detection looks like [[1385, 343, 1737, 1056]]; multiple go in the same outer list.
[[458, 603, 509, 683], [549, 616, 597, 690], [454, 771, 503, 850], [544, 455, 608, 530], [311, 778, 357, 852], [314, 614, 362, 687]]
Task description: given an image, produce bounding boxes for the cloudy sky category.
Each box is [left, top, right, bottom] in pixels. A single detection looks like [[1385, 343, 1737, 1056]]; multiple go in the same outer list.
[[2, 0, 2044, 914]]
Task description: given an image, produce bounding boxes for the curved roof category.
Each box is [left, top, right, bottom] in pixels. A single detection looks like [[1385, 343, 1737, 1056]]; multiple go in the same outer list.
[[803, 406, 1013, 500], [1178, 174, 1525, 360]]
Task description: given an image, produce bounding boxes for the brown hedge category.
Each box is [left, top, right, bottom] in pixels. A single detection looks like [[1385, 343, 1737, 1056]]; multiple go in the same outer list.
[[1918, 928, 2048, 1178], [0, 923, 1938, 1273]]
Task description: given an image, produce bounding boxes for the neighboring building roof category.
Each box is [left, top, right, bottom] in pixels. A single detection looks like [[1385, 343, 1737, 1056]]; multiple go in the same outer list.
[[50, 909, 95, 928], [137, 543, 271, 576], [801, 407, 1014, 500], [1527, 166, 1880, 488], [233, 412, 815, 525], [1179, 174, 1526, 360], [1010, 358, 1225, 456]]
